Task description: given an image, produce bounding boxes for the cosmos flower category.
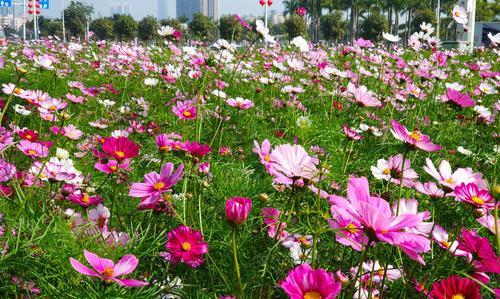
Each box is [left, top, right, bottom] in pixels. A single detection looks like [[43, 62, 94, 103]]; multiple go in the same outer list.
[[225, 197, 252, 226], [161, 225, 209, 268], [477, 214, 499, 235], [458, 229, 500, 274], [129, 162, 184, 205], [0, 159, 16, 182], [371, 154, 419, 187], [269, 143, 320, 185], [429, 275, 481, 299], [343, 125, 363, 140], [451, 5, 468, 25], [442, 88, 475, 108], [70, 250, 148, 287], [172, 100, 197, 120], [17, 140, 49, 158], [382, 32, 401, 43], [184, 141, 211, 157], [390, 120, 442, 152], [225, 97, 254, 110], [431, 225, 470, 258], [347, 84, 382, 107], [68, 191, 103, 207], [454, 183, 495, 210], [280, 264, 342, 299], [102, 137, 139, 161]]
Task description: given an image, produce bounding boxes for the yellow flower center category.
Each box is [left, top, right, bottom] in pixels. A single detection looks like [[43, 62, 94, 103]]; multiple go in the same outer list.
[[452, 295, 465, 299], [236, 101, 243, 107], [376, 269, 385, 276], [304, 291, 322, 299], [445, 178, 454, 184], [410, 131, 421, 141], [160, 145, 171, 152], [25, 134, 32, 140], [383, 168, 391, 175], [14, 88, 21, 94], [82, 194, 90, 203], [109, 165, 117, 172], [471, 196, 484, 205], [264, 155, 270, 162], [28, 149, 36, 155], [101, 267, 114, 277], [183, 110, 192, 117], [181, 242, 191, 251], [346, 223, 358, 233], [114, 151, 125, 158], [49, 105, 57, 111], [440, 240, 451, 248], [153, 182, 165, 191]]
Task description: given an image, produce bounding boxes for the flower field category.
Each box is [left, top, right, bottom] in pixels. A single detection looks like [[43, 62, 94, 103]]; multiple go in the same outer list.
[[0, 21, 499, 298]]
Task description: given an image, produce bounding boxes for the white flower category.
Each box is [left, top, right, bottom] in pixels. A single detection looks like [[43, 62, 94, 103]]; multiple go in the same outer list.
[[382, 32, 401, 43], [158, 25, 175, 37], [144, 78, 159, 86], [420, 22, 435, 34], [296, 116, 312, 129], [445, 82, 465, 91], [255, 20, 276, 44], [452, 5, 468, 25], [56, 148, 70, 160], [291, 36, 309, 52], [457, 146, 472, 156], [111, 130, 129, 138], [34, 55, 55, 70], [478, 83, 496, 95], [488, 32, 500, 47], [14, 104, 31, 115], [213, 39, 234, 51], [98, 99, 115, 107], [371, 159, 391, 181], [211, 89, 227, 99], [289, 245, 312, 265]]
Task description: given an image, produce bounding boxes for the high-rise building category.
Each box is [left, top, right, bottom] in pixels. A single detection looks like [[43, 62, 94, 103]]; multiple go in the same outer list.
[[110, 3, 131, 16], [158, 0, 168, 21], [176, 0, 219, 22]]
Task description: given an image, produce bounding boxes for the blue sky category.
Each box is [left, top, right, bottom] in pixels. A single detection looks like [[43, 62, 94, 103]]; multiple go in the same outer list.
[[44, 0, 285, 20]]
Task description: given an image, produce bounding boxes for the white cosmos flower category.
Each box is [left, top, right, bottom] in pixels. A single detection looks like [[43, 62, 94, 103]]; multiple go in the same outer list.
[[452, 5, 468, 25], [14, 104, 31, 115], [445, 82, 465, 91], [211, 89, 227, 98], [479, 83, 496, 94], [382, 32, 401, 43], [144, 78, 159, 86], [420, 22, 435, 34], [98, 99, 115, 107], [487, 32, 500, 46], [157, 25, 175, 37], [56, 148, 70, 160], [291, 36, 309, 52], [255, 20, 276, 44], [34, 55, 55, 70], [457, 146, 472, 156]]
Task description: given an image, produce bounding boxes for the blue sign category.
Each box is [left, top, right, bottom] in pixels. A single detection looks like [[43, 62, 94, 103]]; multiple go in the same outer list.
[[40, 0, 49, 9], [0, 0, 12, 8]]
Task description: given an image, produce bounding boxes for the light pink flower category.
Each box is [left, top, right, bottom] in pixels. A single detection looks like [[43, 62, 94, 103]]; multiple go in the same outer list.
[[226, 97, 254, 110], [390, 119, 442, 152]]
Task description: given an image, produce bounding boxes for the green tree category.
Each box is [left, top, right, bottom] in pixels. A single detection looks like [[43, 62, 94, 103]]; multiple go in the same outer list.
[[188, 13, 217, 41], [476, 0, 500, 22], [90, 18, 115, 40], [138, 16, 159, 42], [283, 15, 308, 40], [359, 10, 388, 42], [219, 15, 244, 42], [113, 14, 138, 40], [320, 11, 347, 42], [64, 1, 94, 38]]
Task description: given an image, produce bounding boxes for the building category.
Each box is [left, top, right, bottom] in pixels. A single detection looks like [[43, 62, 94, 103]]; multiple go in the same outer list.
[[110, 3, 131, 16], [176, 0, 219, 21], [158, 0, 168, 21]]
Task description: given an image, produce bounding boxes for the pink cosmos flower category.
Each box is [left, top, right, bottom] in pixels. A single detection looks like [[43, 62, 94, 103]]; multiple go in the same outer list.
[[69, 250, 148, 287], [102, 137, 139, 161], [225, 197, 252, 225], [184, 141, 211, 157], [68, 191, 103, 207], [129, 162, 184, 205], [94, 159, 131, 174], [269, 143, 320, 185], [17, 140, 49, 158], [423, 158, 487, 192], [172, 100, 196, 120], [458, 229, 500, 274], [431, 224, 470, 258], [429, 275, 481, 299], [280, 264, 342, 299], [390, 120, 442, 152], [371, 154, 419, 187], [161, 225, 208, 268], [442, 88, 475, 108], [451, 5, 468, 25], [226, 97, 254, 110], [88, 204, 110, 231], [329, 177, 431, 264], [262, 207, 289, 240], [0, 159, 16, 182], [347, 83, 382, 107], [413, 182, 445, 198], [343, 125, 363, 140], [350, 260, 402, 284], [477, 214, 499, 235], [454, 183, 495, 210], [354, 38, 374, 48], [253, 139, 272, 169]]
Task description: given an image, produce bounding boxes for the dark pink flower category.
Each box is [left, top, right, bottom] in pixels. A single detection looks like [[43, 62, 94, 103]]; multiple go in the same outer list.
[[102, 137, 139, 161], [428, 275, 481, 299], [225, 197, 252, 225], [161, 225, 208, 268], [280, 264, 342, 299]]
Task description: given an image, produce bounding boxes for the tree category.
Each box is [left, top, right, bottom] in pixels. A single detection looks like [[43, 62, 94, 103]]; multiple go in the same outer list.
[[188, 13, 216, 41], [283, 15, 308, 40], [219, 15, 244, 42], [359, 10, 388, 42], [138, 16, 159, 42], [64, 1, 93, 38], [476, 0, 500, 22], [320, 11, 347, 43], [113, 14, 138, 40], [90, 18, 115, 40]]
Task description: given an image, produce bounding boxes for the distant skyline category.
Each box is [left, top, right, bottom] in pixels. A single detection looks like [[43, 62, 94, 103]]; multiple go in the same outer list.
[[43, 0, 285, 20]]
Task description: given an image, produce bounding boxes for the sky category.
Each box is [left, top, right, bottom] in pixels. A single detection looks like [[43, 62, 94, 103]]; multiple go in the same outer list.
[[44, 0, 285, 20]]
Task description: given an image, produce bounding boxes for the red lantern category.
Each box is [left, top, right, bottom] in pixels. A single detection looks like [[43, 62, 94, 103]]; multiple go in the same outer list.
[[259, 0, 272, 6]]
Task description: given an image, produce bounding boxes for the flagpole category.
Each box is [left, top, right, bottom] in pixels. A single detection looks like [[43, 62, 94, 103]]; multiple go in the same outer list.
[[61, 0, 65, 42], [264, 1, 268, 30], [22, 0, 26, 40]]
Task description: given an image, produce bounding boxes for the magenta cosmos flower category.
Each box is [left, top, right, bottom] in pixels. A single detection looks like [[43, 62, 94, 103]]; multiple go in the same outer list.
[[161, 225, 208, 268], [226, 97, 254, 110], [129, 162, 184, 205], [343, 125, 363, 140], [454, 183, 495, 210], [172, 100, 197, 120], [225, 197, 252, 225], [280, 264, 342, 299], [429, 275, 481, 299], [17, 140, 49, 158], [347, 84, 382, 107], [390, 120, 442, 152], [442, 88, 475, 108], [102, 137, 139, 161], [69, 250, 148, 287], [184, 141, 211, 157]]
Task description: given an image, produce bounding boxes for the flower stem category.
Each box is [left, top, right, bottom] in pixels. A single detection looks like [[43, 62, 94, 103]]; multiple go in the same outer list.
[[232, 226, 244, 298]]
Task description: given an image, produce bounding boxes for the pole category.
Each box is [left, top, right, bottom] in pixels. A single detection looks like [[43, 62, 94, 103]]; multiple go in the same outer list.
[[22, 0, 25, 41], [467, 0, 476, 52], [264, 1, 268, 30], [61, 0, 65, 42], [436, 0, 440, 40]]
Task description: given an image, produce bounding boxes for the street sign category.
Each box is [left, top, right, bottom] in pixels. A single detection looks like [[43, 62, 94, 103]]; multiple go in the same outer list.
[[0, 0, 12, 8], [40, 0, 49, 9]]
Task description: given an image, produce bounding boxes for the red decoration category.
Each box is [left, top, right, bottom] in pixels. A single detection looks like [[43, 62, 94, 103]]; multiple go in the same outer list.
[[259, 0, 273, 6]]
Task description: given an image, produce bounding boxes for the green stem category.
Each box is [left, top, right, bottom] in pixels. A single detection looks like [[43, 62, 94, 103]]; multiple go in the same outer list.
[[232, 227, 244, 298]]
